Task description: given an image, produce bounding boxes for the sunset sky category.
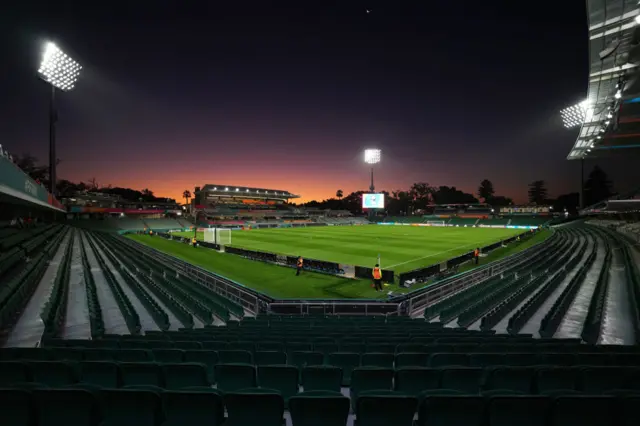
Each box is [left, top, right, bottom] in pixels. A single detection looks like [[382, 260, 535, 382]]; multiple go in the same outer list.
[[2, 1, 640, 204]]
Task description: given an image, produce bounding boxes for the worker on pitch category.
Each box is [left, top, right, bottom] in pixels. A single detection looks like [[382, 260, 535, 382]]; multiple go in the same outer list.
[[372, 264, 383, 291], [192, 236, 198, 248], [296, 256, 304, 276]]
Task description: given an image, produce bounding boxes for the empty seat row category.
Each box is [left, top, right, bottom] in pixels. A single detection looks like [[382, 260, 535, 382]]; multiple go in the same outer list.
[[4, 360, 640, 396], [1, 387, 636, 426]]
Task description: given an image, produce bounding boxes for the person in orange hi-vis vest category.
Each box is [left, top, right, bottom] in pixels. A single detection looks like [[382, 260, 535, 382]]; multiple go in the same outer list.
[[474, 247, 480, 265], [372, 264, 383, 291]]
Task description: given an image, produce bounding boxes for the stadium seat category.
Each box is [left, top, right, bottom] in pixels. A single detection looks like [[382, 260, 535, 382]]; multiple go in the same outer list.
[[289, 391, 350, 426], [257, 365, 299, 406], [0, 361, 31, 386], [224, 389, 285, 426], [52, 347, 84, 361], [34, 389, 101, 426], [83, 349, 116, 361], [418, 395, 485, 426], [361, 352, 395, 368], [119, 362, 162, 387], [395, 352, 430, 368], [486, 367, 534, 393], [115, 349, 152, 362], [350, 367, 394, 409], [152, 349, 184, 363], [580, 367, 631, 394], [101, 389, 163, 426], [396, 344, 427, 353], [550, 396, 614, 426], [162, 390, 225, 426], [1, 347, 52, 361], [394, 367, 440, 396], [201, 341, 229, 351], [536, 368, 578, 393], [356, 391, 418, 426], [429, 353, 469, 367], [290, 351, 324, 370], [0, 388, 35, 426], [218, 350, 253, 364], [489, 396, 551, 426], [440, 367, 484, 394], [80, 361, 120, 388], [28, 361, 77, 387], [255, 351, 287, 366], [302, 366, 342, 392], [327, 352, 360, 386], [184, 350, 219, 383], [470, 353, 506, 368], [214, 363, 256, 392], [162, 363, 209, 390]]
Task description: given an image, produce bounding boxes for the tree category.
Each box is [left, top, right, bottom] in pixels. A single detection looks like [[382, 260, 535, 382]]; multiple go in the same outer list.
[[489, 195, 513, 207], [141, 188, 154, 201], [87, 177, 100, 191], [183, 190, 192, 205], [13, 154, 48, 183], [584, 166, 614, 206], [336, 189, 343, 200], [431, 186, 478, 204], [527, 180, 548, 205], [478, 179, 495, 203], [409, 182, 433, 210]]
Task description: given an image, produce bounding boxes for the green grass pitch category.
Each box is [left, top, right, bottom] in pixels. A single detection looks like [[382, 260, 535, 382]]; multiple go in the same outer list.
[[128, 226, 549, 300]]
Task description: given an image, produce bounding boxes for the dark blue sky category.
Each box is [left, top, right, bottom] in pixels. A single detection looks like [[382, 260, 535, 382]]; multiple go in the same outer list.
[[1, 0, 638, 202]]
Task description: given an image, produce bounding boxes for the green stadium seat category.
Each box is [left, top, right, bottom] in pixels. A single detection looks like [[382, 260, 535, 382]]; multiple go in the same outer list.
[[356, 392, 418, 426], [286, 342, 312, 357], [418, 395, 485, 426], [83, 349, 116, 361], [350, 367, 394, 409], [80, 361, 120, 388], [470, 353, 506, 367], [619, 395, 640, 426], [34, 389, 101, 426], [429, 353, 469, 367], [489, 396, 551, 426], [28, 361, 77, 387], [366, 344, 395, 354], [290, 351, 324, 370], [361, 353, 394, 368], [396, 344, 427, 353], [162, 363, 209, 390], [257, 341, 284, 352], [541, 353, 576, 366], [214, 363, 256, 392], [218, 350, 253, 364], [257, 365, 299, 406], [255, 351, 287, 366], [0, 388, 35, 426], [580, 367, 631, 394], [394, 368, 440, 396], [440, 367, 484, 394], [0, 361, 31, 386], [1, 348, 52, 361], [313, 342, 339, 355], [162, 390, 225, 426], [302, 366, 342, 392], [184, 350, 218, 383], [119, 362, 162, 387], [551, 396, 614, 426], [487, 367, 534, 393], [172, 341, 202, 350], [395, 352, 429, 368], [151, 349, 184, 363], [115, 349, 151, 362], [327, 352, 360, 386], [289, 391, 350, 426], [52, 348, 84, 361], [228, 341, 255, 353], [536, 368, 578, 393], [101, 389, 163, 426], [506, 353, 541, 366], [201, 341, 229, 351], [224, 389, 284, 426]]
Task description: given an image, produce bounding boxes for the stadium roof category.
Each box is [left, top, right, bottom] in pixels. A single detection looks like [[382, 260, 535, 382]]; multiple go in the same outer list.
[[567, 1, 640, 160], [198, 184, 299, 199], [581, 185, 640, 213]]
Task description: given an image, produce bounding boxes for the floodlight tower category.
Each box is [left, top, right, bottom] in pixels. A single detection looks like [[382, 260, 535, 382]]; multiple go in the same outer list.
[[364, 149, 381, 192], [38, 41, 82, 196]]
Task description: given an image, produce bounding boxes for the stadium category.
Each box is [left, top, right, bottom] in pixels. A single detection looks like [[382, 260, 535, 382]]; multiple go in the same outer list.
[[1, 1, 640, 425]]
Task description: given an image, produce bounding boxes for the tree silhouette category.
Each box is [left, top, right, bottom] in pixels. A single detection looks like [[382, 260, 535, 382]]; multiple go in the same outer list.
[[409, 182, 433, 210], [478, 179, 495, 203], [336, 189, 343, 200], [584, 166, 614, 206], [87, 177, 100, 191], [527, 180, 548, 204], [183, 190, 191, 205]]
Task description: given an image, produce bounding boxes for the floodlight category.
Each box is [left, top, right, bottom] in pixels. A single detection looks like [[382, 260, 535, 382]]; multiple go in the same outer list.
[[615, 90, 622, 99], [235, 188, 239, 192], [364, 148, 381, 164], [559, 101, 589, 129], [38, 42, 82, 92]]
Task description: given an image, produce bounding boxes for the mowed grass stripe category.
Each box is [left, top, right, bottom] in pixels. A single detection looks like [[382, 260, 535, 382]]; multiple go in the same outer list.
[[175, 226, 523, 274]]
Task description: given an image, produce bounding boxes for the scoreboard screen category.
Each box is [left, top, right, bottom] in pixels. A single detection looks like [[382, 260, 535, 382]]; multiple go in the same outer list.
[[363, 193, 385, 209]]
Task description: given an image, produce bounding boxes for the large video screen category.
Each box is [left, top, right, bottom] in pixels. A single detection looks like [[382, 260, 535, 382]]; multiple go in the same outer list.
[[362, 193, 385, 209]]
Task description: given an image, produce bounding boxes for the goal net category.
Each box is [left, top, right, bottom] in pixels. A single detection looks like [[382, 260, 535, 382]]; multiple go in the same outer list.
[[426, 220, 446, 227], [203, 228, 232, 245]]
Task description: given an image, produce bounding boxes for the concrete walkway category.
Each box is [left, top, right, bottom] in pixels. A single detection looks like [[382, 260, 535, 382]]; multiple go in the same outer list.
[[88, 234, 159, 332], [82, 232, 129, 335], [62, 232, 92, 339], [599, 244, 636, 345], [4, 231, 72, 347], [554, 238, 604, 339]]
